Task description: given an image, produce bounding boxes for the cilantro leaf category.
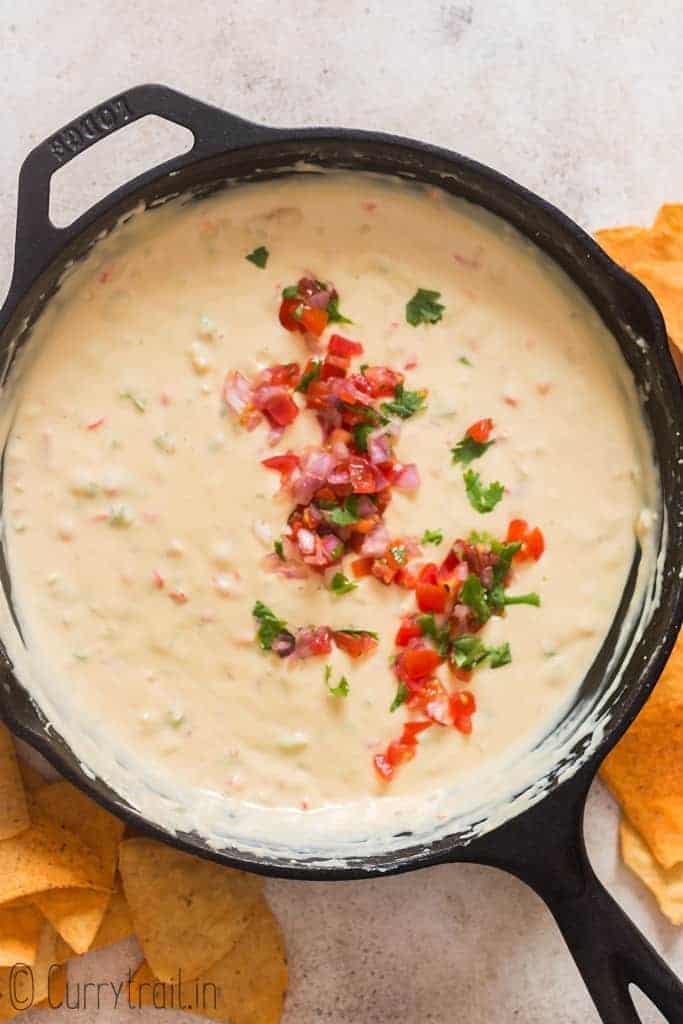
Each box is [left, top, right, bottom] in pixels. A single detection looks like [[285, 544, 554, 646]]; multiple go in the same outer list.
[[246, 245, 269, 268], [460, 574, 491, 625], [504, 592, 541, 607], [451, 434, 494, 465], [380, 383, 428, 420], [406, 288, 445, 326], [421, 528, 443, 545], [488, 642, 512, 668], [330, 572, 357, 595], [327, 295, 352, 324], [252, 601, 292, 651], [282, 284, 298, 298], [119, 390, 146, 413], [458, 355, 473, 366], [295, 360, 321, 393], [327, 496, 360, 526], [463, 468, 504, 514], [390, 681, 409, 712], [353, 422, 373, 453], [273, 539, 285, 560], [416, 614, 451, 657], [324, 665, 350, 698]]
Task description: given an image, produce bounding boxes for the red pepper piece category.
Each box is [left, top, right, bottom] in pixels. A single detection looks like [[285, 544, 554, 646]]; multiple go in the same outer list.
[[466, 418, 494, 443], [415, 582, 448, 613], [328, 334, 364, 358]]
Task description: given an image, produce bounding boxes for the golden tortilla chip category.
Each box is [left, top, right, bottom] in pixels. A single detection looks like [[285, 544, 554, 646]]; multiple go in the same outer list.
[[0, 801, 107, 905], [601, 630, 683, 868], [33, 888, 110, 956], [621, 817, 683, 925], [0, 905, 44, 967], [0, 724, 29, 841], [0, 921, 58, 1018], [35, 963, 66, 1010], [654, 204, 683, 238], [119, 839, 263, 983], [129, 895, 287, 1024], [627, 260, 683, 352], [52, 883, 135, 962]]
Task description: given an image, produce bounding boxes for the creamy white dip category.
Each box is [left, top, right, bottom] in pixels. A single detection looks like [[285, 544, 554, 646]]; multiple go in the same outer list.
[[0, 173, 657, 854]]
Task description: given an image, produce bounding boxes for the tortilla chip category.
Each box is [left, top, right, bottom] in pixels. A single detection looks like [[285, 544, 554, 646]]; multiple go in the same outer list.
[[0, 801, 107, 905], [654, 204, 683, 238], [627, 260, 683, 352], [601, 630, 683, 868], [621, 817, 683, 925], [0, 724, 29, 841], [35, 963, 66, 1010], [596, 224, 683, 264], [119, 839, 263, 983], [0, 905, 44, 967], [0, 921, 58, 1018], [52, 882, 135, 962], [53, 935, 73, 964], [33, 888, 110, 956], [129, 895, 287, 1024]]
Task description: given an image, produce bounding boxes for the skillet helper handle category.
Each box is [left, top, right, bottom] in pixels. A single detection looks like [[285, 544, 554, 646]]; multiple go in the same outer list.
[[13, 83, 276, 272], [466, 772, 683, 1022]]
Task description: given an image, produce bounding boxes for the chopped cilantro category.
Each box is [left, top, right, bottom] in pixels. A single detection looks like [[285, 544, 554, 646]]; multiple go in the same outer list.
[[295, 360, 321, 393], [488, 642, 512, 668], [359, 363, 369, 374], [451, 635, 512, 670], [421, 528, 443, 545], [451, 434, 494, 465], [463, 468, 504, 514], [119, 390, 146, 413], [327, 495, 360, 526], [353, 422, 373, 453], [406, 288, 445, 326], [324, 665, 350, 698], [330, 572, 357, 595], [460, 574, 491, 625], [282, 284, 299, 298], [273, 539, 285, 561], [246, 245, 269, 268], [380, 383, 428, 421], [327, 295, 352, 324], [416, 614, 451, 657], [458, 355, 473, 366], [390, 681, 409, 712], [252, 601, 292, 651]]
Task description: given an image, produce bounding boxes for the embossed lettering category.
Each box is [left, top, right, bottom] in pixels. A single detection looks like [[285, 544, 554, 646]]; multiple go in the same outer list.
[[48, 95, 133, 163]]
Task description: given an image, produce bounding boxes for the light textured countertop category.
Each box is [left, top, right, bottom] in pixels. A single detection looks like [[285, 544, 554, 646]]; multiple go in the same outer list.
[[2, 2, 682, 1021]]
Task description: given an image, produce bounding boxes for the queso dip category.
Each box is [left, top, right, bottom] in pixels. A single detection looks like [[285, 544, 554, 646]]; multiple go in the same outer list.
[[0, 174, 655, 849]]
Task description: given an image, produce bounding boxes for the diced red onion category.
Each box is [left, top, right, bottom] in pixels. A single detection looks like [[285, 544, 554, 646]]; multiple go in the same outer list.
[[308, 289, 332, 309], [262, 553, 309, 579], [361, 522, 390, 557], [355, 495, 376, 518], [222, 370, 253, 415], [393, 463, 420, 492], [297, 528, 316, 555], [367, 430, 393, 465]]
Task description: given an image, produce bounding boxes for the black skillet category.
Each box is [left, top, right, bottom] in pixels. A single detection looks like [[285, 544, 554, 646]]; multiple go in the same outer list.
[[0, 85, 682, 1023]]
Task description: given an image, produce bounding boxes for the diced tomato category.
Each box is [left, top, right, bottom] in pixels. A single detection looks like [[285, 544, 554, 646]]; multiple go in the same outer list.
[[300, 306, 328, 337], [401, 720, 433, 743], [407, 678, 448, 714], [260, 391, 299, 427], [374, 721, 433, 782], [351, 557, 374, 578], [399, 647, 443, 682], [417, 563, 439, 585], [416, 582, 448, 613], [347, 456, 376, 493], [304, 379, 332, 410], [467, 418, 494, 444], [449, 664, 473, 684], [371, 558, 398, 585], [306, 628, 334, 656], [321, 354, 349, 380], [395, 617, 423, 646], [333, 630, 379, 659], [328, 334, 364, 358], [279, 296, 305, 333], [395, 564, 419, 589], [362, 365, 404, 398], [506, 519, 545, 562], [261, 453, 300, 478], [450, 690, 476, 734], [260, 363, 301, 387]]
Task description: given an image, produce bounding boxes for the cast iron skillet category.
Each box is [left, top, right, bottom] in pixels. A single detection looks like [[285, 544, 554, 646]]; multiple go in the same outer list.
[[1, 85, 682, 1023]]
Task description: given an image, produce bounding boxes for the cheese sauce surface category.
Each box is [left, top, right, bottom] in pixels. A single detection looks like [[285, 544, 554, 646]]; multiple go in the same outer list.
[[1, 174, 655, 848]]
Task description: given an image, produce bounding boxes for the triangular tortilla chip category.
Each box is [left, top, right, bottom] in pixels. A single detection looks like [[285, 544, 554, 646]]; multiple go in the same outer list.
[[621, 817, 683, 925], [119, 839, 263, 983], [0, 905, 44, 967], [601, 630, 683, 868], [0, 801, 107, 904], [51, 883, 135, 962], [654, 204, 683, 238], [129, 895, 287, 1024], [0, 724, 29, 841], [33, 888, 110, 956], [0, 920, 58, 1017]]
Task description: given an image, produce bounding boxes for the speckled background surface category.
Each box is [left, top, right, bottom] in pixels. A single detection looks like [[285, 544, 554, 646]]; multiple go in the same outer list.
[[1, 2, 681, 1021]]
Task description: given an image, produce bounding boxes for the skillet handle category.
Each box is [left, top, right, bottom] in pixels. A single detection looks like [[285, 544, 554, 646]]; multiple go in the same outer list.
[[462, 769, 683, 1022], [11, 83, 278, 287]]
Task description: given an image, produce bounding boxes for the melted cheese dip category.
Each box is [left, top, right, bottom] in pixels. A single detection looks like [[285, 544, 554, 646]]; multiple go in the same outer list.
[[1, 174, 655, 850]]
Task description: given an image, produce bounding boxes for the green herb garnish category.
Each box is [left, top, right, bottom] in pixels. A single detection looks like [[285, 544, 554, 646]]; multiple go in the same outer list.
[[295, 360, 321, 393], [421, 528, 443, 546], [488, 642, 512, 668], [246, 245, 269, 268], [451, 635, 511, 671], [416, 614, 451, 658], [451, 434, 494, 465], [390, 681, 409, 712], [252, 601, 292, 651], [504, 592, 541, 607], [282, 284, 299, 298], [327, 495, 360, 526], [330, 572, 357, 595], [460, 575, 491, 625], [324, 665, 350, 698], [458, 355, 473, 366], [406, 288, 445, 326], [273, 539, 285, 561], [463, 468, 504, 514], [353, 422, 373, 453], [380, 383, 428, 421], [327, 295, 352, 324], [119, 390, 146, 413]]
